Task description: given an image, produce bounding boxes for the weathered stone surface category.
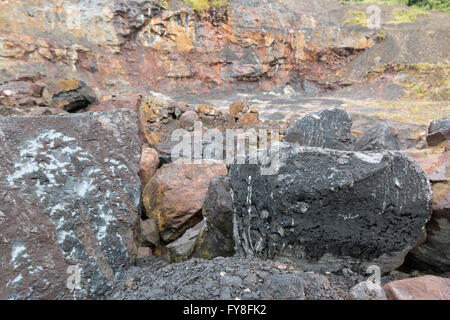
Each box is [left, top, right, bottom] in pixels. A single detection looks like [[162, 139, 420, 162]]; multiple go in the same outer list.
[[165, 220, 206, 263], [0, 110, 141, 300], [143, 160, 228, 242], [154, 133, 228, 165], [283, 108, 353, 150], [352, 123, 400, 151], [239, 112, 260, 126], [140, 219, 160, 249], [383, 275, 450, 300], [193, 224, 235, 261], [164, 175, 235, 262], [347, 282, 387, 300], [404, 148, 449, 183], [108, 256, 341, 300], [427, 128, 450, 147], [427, 116, 450, 146], [139, 147, 160, 187], [179, 110, 199, 129], [229, 143, 432, 272], [406, 182, 450, 272], [154, 140, 178, 165], [260, 274, 305, 300], [197, 105, 220, 117], [202, 175, 234, 237], [89, 93, 142, 113], [429, 115, 450, 135], [229, 99, 249, 120], [52, 80, 96, 112]]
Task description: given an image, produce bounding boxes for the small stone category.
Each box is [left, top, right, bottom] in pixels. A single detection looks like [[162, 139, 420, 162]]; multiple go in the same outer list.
[[180, 110, 199, 129], [347, 282, 387, 300]]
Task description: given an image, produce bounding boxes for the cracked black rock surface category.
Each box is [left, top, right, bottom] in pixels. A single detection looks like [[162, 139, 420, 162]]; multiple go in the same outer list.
[[282, 108, 353, 150], [228, 142, 432, 272]]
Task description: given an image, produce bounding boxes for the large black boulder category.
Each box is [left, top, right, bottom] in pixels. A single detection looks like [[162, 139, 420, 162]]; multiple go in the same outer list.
[[228, 143, 432, 272], [283, 108, 353, 150]]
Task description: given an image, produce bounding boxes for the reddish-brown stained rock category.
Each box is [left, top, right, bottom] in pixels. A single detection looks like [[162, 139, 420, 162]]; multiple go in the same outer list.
[[383, 276, 450, 300], [142, 160, 228, 242], [0, 110, 142, 300], [229, 99, 249, 120], [139, 147, 160, 187]]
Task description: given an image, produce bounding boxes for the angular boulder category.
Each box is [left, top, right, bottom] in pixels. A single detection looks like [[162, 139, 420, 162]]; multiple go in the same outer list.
[[383, 276, 450, 300], [283, 108, 353, 150], [352, 123, 400, 151], [142, 160, 228, 242], [0, 110, 142, 299], [193, 175, 235, 260], [229, 99, 249, 121], [229, 142, 432, 272], [165, 220, 206, 263], [427, 115, 450, 147]]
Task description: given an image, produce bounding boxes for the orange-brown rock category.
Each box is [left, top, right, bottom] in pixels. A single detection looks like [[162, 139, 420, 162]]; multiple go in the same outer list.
[[239, 112, 260, 126], [229, 99, 249, 120], [137, 247, 152, 259], [55, 79, 80, 93], [144, 130, 161, 146], [383, 276, 450, 300], [142, 160, 228, 242], [139, 147, 160, 187], [197, 104, 220, 117]]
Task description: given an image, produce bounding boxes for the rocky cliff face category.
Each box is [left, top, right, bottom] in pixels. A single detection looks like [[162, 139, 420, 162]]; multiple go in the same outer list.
[[0, 0, 378, 98]]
